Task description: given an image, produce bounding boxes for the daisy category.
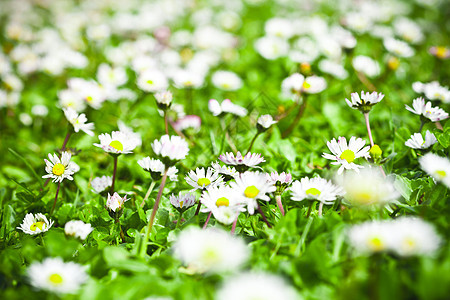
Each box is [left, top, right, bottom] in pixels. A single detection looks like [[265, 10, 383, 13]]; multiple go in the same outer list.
[[154, 90, 173, 110], [106, 192, 128, 212], [27, 257, 87, 295], [405, 97, 449, 122], [151, 135, 190, 165], [136, 69, 168, 93], [404, 131, 437, 149], [42, 152, 78, 183], [172, 226, 249, 274], [257, 115, 277, 131], [170, 192, 196, 212], [91, 175, 112, 194], [94, 131, 138, 154], [216, 272, 298, 300], [211, 71, 243, 91], [200, 185, 245, 225], [17, 213, 54, 235], [383, 38, 415, 57], [172, 115, 201, 133], [208, 99, 248, 117], [254, 36, 289, 60], [210, 161, 238, 181], [172, 69, 204, 89], [429, 46, 450, 60], [185, 167, 222, 191], [348, 220, 393, 254], [96, 63, 128, 87], [64, 220, 93, 240], [266, 171, 293, 194], [281, 73, 326, 101], [345, 91, 385, 113], [352, 55, 380, 78], [419, 153, 450, 188], [219, 151, 265, 171], [138, 157, 165, 180], [322, 136, 371, 174], [63, 108, 95, 136], [230, 171, 276, 215], [290, 176, 344, 205]]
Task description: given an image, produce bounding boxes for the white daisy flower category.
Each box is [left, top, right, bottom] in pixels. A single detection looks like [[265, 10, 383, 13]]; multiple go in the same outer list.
[[419, 153, 450, 188], [264, 18, 294, 39], [393, 17, 424, 44], [106, 193, 128, 212], [154, 90, 173, 109], [345, 91, 385, 113], [348, 220, 393, 254], [266, 171, 293, 186], [383, 38, 415, 57], [257, 114, 277, 131], [338, 167, 400, 206], [208, 99, 248, 117], [290, 177, 344, 205], [302, 75, 327, 94], [91, 175, 112, 194], [96, 63, 128, 87], [172, 69, 204, 89], [138, 157, 179, 182], [94, 131, 138, 154], [151, 135, 190, 164], [211, 71, 243, 91], [318, 59, 349, 79], [254, 36, 289, 60], [352, 55, 380, 78], [170, 192, 196, 211], [58, 89, 86, 113], [172, 226, 249, 274], [390, 217, 442, 257], [200, 185, 245, 225], [42, 152, 78, 183], [185, 167, 222, 191], [429, 46, 450, 60], [404, 131, 437, 149], [405, 97, 449, 122], [17, 213, 54, 235], [216, 272, 298, 300], [210, 161, 238, 180], [219, 151, 265, 170], [63, 108, 95, 136], [137, 70, 169, 93], [27, 257, 87, 295], [281, 73, 327, 100], [322, 136, 371, 175], [413, 81, 450, 103], [230, 171, 276, 215], [172, 115, 201, 132], [64, 220, 93, 240]]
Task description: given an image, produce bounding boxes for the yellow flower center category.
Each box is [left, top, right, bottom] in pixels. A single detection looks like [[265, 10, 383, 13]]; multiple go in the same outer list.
[[436, 46, 447, 59], [179, 201, 184, 208], [221, 83, 231, 89], [340, 149, 355, 163], [86, 95, 93, 102], [244, 185, 259, 198], [49, 273, 63, 285], [305, 187, 321, 196], [146, 80, 154, 85], [354, 192, 373, 204], [52, 163, 65, 176], [302, 81, 311, 89], [109, 140, 124, 151], [197, 178, 211, 187], [403, 237, 416, 250], [368, 237, 384, 251], [215, 197, 229, 207], [30, 221, 45, 231], [435, 170, 446, 179]]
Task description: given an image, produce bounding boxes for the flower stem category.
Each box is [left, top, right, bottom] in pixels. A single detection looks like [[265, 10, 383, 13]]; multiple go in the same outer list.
[[275, 194, 285, 216], [306, 201, 314, 218], [164, 111, 169, 135], [419, 120, 426, 132], [194, 200, 202, 216], [256, 203, 272, 228], [364, 112, 374, 147], [231, 217, 238, 234], [294, 216, 313, 257], [115, 218, 125, 243], [142, 168, 168, 256], [140, 180, 156, 207], [50, 182, 61, 216], [281, 95, 308, 139], [176, 212, 183, 229], [203, 211, 212, 229], [110, 156, 118, 194], [318, 202, 324, 217], [246, 132, 261, 154]]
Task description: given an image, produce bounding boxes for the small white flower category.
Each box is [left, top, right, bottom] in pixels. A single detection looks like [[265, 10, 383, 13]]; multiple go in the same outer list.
[[405, 97, 449, 122], [17, 213, 54, 235], [404, 131, 437, 149], [322, 136, 371, 175], [419, 153, 450, 188], [413, 81, 450, 103], [31, 104, 49, 117], [230, 171, 276, 215], [352, 55, 380, 78], [216, 272, 298, 300], [42, 152, 78, 183], [345, 91, 385, 112], [118, 121, 142, 148], [290, 177, 344, 205], [348, 220, 393, 254], [154, 90, 173, 107], [27, 257, 87, 295], [393, 17, 424, 44], [185, 167, 222, 191], [254, 36, 289, 60], [264, 18, 294, 39], [219, 151, 265, 170], [173, 226, 249, 274], [200, 185, 245, 225], [257, 114, 277, 130], [138, 157, 179, 182], [94, 131, 138, 154], [58, 89, 86, 112], [208, 99, 248, 117], [106, 193, 128, 212], [151, 135, 190, 164], [64, 220, 93, 240], [137, 70, 169, 93], [170, 192, 196, 210], [266, 172, 293, 186], [172, 115, 201, 132], [91, 175, 112, 194], [210, 161, 238, 179], [318, 59, 349, 79], [281, 73, 327, 100], [172, 69, 204, 89], [97, 63, 128, 87], [383, 38, 415, 57], [338, 168, 400, 206], [63, 108, 95, 136], [211, 71, 243, 91]]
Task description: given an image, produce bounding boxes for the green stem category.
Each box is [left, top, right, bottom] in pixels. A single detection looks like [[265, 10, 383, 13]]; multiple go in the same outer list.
[[295, 216, 314, 257], [140, 180, 156, 207], [176, 212, 183, 229], [246, 132, 261, 154]]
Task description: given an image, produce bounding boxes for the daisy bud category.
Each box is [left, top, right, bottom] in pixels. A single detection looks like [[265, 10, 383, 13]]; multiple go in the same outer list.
[[154, 90, 173, 110], [170, 192, 196, 213], [257, 114, 277, 132], [369, 144, 382, 163], [106, 193, 128, 219]]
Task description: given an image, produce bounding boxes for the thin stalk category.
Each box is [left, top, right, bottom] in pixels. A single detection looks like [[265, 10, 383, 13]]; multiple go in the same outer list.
[[356, 71, 376, 92], [203, 211, 212, 229], [246, 132, 261, 154], [256, 203, 272, 228], [294, 216, 314, 257], [318, 202, 324, 217], [176, 212, 183, 229], [194, 200, 202, 216], [50, 182, 61, 216], [364, 112, 374, 147], [219, 117, 237, 154], [163, 111, 169, 135], [110, 156, 118, 194], [281, 96, 308, 138], [231, 217, 238, 234], [140, 181, 156, 207], [116, 219, 125, 242], [418, 120, 426, 132], [306, 201, 314, 218], [275, 194, 285, 216]]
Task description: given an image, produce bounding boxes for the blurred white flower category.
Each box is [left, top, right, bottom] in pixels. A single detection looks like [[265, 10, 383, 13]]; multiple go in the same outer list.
[[91, 175, 112, 194], [419, 153, 450, 188], [290, 176, 344, 205], [404, 131, 437, 149], [211, 71, 243, 91], [352, 55, 380, 78], [63, 108, 95, 136], [264, 18, 294, 39], [254, 36, 289, 60], [405, 97, 449, 122], [257, 114, 277, 130], [137, 70, 169, 93], [383, 38, 415, 57], [64, 220, 93, 240]]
